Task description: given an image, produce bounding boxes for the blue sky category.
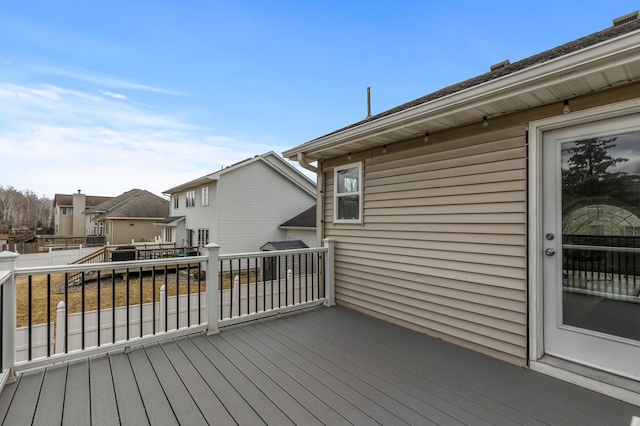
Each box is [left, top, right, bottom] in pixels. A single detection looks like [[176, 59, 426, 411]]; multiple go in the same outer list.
[[2, 1, 639, 198]]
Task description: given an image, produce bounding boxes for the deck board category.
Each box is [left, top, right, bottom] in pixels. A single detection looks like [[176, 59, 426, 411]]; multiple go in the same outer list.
[[284, 314, 507, 426], [231, 325, 374, 425], [295, 311, 547, 426], [3, 369, 44, 426], [222, 327, 346, 425], [89, 355, 119, 426], [178, 335, 264, 425], [158, 338, 236, 425], [0, 306, 638, 426], [32, 363, 67, 426], [109, 351, 149, 426], [142, 343, 207, 425], [127, 346, 178, 425], [62, 359, 91, 426], [189, 334, 295, 425]]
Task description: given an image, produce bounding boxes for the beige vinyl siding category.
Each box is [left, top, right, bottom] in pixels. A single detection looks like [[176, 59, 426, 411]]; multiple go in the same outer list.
[[323, 126, 527, 365]]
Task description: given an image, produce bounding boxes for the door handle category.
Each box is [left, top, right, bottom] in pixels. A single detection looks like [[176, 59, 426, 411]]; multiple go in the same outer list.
[[545, 248, 556, 256]]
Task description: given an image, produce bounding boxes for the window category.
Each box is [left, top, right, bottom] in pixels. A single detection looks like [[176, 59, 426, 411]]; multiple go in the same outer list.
[[173, 194, 179, 209], [334, 162, 362, 223], [186, 190, 196, 207], [198, 229, 209, 247], [164, 227, 173, 242], [61, 207, 73, 215], [201, 186, 209, 206]]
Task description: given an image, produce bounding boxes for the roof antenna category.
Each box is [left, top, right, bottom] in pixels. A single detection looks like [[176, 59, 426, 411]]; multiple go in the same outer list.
[[366, 87, 372, 119]]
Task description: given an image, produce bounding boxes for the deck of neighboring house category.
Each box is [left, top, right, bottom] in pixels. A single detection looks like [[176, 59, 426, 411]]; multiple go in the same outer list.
[[0, 306, 637, 426]]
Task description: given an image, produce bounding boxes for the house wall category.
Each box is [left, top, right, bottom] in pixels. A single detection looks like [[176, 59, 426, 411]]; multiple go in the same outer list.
[[282, 228, 317, 248], [320, 82, 640, 366], [108, 219, 162, 245], [72, 193, 86, 237], [217, 160, 316, 254], [170, 183, 218, 247], [55, 206, 73, 236]]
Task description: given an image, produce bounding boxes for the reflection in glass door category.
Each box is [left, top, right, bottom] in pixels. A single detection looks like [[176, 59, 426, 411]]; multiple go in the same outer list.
[[561, 131, 640, 342]]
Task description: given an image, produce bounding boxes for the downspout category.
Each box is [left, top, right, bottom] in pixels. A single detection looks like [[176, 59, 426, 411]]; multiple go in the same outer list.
[[296, 153, 324, 247]]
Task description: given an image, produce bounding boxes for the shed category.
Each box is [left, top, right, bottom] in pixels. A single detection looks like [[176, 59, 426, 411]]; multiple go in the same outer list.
[[260, 240, 308, 281]]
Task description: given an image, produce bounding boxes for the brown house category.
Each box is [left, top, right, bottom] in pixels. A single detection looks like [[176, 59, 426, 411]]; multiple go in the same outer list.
[[87, 189, 169, 245], [284, 13, 640, 402], [53, 191, 112, 237]]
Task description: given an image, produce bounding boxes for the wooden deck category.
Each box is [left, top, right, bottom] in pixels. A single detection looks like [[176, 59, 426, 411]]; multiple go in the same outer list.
[[0, 306, 638, 425]]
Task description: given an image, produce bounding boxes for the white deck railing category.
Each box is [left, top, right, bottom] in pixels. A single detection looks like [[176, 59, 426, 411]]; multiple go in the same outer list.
[[0, 240, 335, 394]]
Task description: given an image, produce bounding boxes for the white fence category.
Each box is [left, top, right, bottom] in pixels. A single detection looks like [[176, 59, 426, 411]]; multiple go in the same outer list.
[[15, 246, 103, 268]]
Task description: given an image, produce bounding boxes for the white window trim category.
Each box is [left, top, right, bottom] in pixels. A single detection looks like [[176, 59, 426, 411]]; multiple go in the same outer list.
[[333, 161, 363, 224]]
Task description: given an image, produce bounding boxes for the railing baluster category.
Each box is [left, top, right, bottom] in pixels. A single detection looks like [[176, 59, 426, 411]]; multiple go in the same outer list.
[[164, 265, 168, 333], [197, 263, 201, 325], [1, 284, 3, 368], [278, 256, 282, 308], [139, 267, 143, 338], [65, 272, 69, 353], [81, 272, 85, 350], [126, 268, 130, 340], [255, 257, 259, 314], [176, 263, 180, 330], [246, 258, 250, 315], [152, 267, 156, 334], [237, 260, 241, 316], [46, 274, 51, 358], [112, 271, 116, 344], [97, 271, 101, 347], [28, 275, 32, 361], [187, 263, 191, 327]]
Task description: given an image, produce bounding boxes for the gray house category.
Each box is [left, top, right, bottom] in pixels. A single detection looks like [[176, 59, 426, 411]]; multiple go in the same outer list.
[[284, 13, 640, 402]]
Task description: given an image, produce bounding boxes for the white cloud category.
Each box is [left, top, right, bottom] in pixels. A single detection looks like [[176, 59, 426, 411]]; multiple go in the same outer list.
[[35, 65, 186, 96], [100, 90, 128, 100], [0, 81, 278, 198]]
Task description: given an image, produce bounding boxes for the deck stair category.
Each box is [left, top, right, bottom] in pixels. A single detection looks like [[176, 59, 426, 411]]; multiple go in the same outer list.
[[65, 243, 181, 286]]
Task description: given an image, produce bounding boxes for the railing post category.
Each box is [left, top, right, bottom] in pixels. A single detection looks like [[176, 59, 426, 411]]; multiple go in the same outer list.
[[159, 285, 166, 332], [204, 243, 220, 336], [0, 251, 20, 383], [55, 301, 66, 354], [322, 238, 335, 307]]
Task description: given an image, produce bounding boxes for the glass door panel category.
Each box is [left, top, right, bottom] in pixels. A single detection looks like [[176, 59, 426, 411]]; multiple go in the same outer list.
[[561, 131, 640, 342]]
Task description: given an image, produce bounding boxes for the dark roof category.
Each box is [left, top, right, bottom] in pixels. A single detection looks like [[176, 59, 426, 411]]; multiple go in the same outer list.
[[154, 216, 185, 225], [53, 193, 112, 207], [280, 205, 316, 228], [296, 18, 640, 149], [260, 240, 309, 251], [87, 189, 169, 220]]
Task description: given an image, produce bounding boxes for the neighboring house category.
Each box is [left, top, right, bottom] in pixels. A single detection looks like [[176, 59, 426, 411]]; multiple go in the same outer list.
[[86, 189, 169, 245], [158, 152, 316, 254], [53, 191, 112, 237], [278, 205, 316, 248], [283, 14, 640, 400]]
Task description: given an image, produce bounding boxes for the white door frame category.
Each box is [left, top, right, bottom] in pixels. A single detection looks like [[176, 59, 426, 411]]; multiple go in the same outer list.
[[528, 97, 640, 403]]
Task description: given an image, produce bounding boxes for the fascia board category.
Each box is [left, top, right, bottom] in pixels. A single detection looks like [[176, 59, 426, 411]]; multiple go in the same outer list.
[[162, 175, 218, 195], [283, 30, 640, 160]]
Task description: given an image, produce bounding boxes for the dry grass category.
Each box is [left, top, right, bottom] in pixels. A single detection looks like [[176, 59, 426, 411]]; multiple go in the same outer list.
[[16, 271, 207, 328]]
